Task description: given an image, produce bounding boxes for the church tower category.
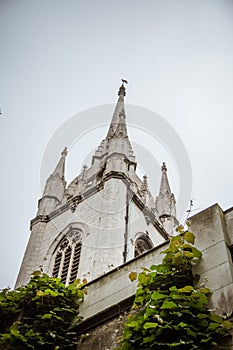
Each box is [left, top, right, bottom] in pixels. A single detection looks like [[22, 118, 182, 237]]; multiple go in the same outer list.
[[15, 82, 177, 288]]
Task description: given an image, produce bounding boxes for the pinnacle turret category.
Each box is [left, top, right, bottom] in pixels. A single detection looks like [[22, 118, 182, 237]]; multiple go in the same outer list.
[[155, 162, 178, 235], [52, 147, 67, 181], [141, 175, 149, 205], [158, 162, 172, 196], [37, 148, 67, 215]]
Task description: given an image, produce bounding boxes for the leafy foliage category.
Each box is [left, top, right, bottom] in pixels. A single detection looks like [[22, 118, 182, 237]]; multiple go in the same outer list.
[[118, 225, 232, 349], [0, 272, 86, 350]]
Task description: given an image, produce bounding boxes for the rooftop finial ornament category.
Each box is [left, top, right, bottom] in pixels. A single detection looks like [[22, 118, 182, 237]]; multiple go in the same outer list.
[[61, 147, 68, 157], [162, 162, 167, 172], [118, 79, 128, 96]]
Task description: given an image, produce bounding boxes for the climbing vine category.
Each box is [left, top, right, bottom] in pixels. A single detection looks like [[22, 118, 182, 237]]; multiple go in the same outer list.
[[0, 271, 86, 350], [118, 224, 232, 349]]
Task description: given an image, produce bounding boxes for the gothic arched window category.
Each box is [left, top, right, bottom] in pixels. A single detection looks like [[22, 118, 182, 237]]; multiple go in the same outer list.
[[134, 234, 153, 257], [52, 230, 82, 284]]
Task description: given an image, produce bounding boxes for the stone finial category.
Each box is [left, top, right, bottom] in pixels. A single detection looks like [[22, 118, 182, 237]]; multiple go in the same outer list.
[[118, 79, 128, 96], [141, 175, 149, 193], [82, 164, 88, 172], [141, 175, 149, 205], [81, 164, 88, 180], [61, 147, 68, 158], [161, 162, 167, 172]]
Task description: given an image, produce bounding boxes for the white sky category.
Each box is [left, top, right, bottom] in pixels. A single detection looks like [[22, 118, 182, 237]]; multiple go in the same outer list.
[[0, 0, 233, 289]]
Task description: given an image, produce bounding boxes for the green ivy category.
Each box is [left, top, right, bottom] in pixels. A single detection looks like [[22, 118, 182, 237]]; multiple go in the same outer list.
[[118, 225, 232, 350], [0, 271, 86, 350]]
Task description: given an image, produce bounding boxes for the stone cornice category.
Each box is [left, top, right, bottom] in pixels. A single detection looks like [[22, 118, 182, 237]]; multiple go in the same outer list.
[[30, 171, 168, 240]]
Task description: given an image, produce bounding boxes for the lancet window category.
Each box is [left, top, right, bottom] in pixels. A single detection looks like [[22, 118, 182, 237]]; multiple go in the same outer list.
[[134, 234, 153, 257], [52, 230, 82, 284]]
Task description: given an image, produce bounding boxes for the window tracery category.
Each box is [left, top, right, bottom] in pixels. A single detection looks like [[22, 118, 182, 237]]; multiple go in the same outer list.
[[134, 234, 153, 257], [52, 230, 82, 284]]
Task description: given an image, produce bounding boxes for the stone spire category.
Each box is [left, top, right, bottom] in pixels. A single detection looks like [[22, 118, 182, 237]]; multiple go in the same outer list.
[[155, 162, 178, 235], [158, 162, 172, 198], [92, 80, 136, 167], [51, 147, 67, 181], [106, 81, 126, 139], [37, 148, 67, 215]]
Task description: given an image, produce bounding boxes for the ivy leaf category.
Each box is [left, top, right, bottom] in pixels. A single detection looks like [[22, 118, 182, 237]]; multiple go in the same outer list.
[[129, 272, 137, 282], [222, 320, 232, 329], [53, 307, 62, 312], [126, 320, 140, 328], [151, 291, 166, 301], [184, 231, 195, 244], [41, 313, 53, 319], [36, 290, 44, 297], [176, 225, 184, 232], [179, 286, 194, 293], [143, 334, 156, 343], [143, 322, 158, 329], [77, 290, 84, 300], [183, 251, 194, 258], [43, 289, 59, 297], [178, 322, 188, 328], [208, 322, 220, 330], [192, 247, 202, 259], [73, 278, 81, 285], [210, 314, 222, 323], [199, 287, 210, 295], [161, 301, 177, 309], [186, 328, 196, 337], [138, 273, 151, 286]]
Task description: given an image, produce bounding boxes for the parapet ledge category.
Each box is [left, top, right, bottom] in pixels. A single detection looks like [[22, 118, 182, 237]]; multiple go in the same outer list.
[[78, 241, 168, 331]]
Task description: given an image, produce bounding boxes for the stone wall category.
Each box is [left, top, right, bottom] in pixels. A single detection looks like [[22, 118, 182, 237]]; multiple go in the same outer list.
[[76, 204, 233, 349], [77, 314, 127, 350]]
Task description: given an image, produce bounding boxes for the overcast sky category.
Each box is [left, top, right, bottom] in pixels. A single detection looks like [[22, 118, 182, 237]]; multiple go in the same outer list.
[[1, 0, 233, 289]]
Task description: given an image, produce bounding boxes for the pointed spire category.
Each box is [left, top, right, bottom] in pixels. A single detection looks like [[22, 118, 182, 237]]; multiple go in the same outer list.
[[158, 162, 172, 196], [52, 147, 67, 181], [155, 162, 178, 235], [91, 80, 136, 168], [106, 80, 127, 139], [37, 148, 68, 215]]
